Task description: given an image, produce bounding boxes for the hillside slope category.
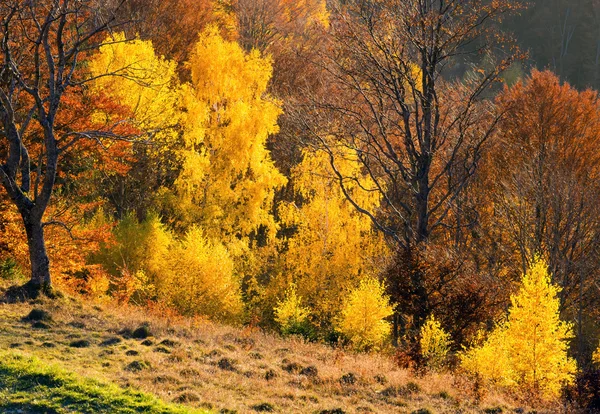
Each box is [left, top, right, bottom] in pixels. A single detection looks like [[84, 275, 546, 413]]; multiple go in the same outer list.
[[0, 291, 539, 414]]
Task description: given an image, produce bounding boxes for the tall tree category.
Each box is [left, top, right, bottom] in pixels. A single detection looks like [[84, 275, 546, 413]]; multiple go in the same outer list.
[[0, 0, 126, 294], [298, 0, 524, 327], [172, 26, 286, 244]]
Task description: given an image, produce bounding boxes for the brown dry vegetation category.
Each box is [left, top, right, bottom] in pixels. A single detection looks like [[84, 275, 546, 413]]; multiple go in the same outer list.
[[0, 283, 555, 414]]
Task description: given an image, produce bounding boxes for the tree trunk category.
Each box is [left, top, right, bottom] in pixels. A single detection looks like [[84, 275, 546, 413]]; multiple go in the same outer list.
[[23, 214, 51, 290]]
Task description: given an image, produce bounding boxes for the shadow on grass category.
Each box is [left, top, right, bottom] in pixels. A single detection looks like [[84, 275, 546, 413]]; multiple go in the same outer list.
[[0, 352, 206, 414]]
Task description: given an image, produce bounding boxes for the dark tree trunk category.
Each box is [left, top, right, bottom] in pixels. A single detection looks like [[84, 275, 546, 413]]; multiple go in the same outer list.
[[23, 215, 51, 289]]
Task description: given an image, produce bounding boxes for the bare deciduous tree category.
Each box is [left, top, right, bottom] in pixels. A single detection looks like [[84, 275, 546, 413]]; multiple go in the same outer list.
[[296, 0, 524, 328]]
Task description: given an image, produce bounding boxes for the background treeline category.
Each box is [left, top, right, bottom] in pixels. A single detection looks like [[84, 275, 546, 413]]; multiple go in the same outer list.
[[507, 0, 600, 90], [1, 0, 600, 407]]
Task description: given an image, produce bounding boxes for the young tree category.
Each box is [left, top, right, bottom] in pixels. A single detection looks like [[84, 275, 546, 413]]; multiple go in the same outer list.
[[461, 258, 576, 399], [0, 0, 125, 294], [336, 277, 394, 351], [420, 314, 451, 371], [274, 283, 311, 336]]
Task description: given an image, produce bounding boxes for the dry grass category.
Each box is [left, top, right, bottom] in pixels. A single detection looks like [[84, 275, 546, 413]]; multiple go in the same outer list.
[[0, 287, 554, 413]]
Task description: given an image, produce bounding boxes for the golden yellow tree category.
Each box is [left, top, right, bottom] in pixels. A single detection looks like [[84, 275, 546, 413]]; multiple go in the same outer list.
[[162, 226, 242, 322], [174, 26, 286, 247], [461, 258, 576, 399], [420, 314, 451, 371], [336, 277, 394, 351], [277, 148, 388, 328], [88, 33, 181, 148], [94, 215, 242, 322], [274, 283, 312, 336]]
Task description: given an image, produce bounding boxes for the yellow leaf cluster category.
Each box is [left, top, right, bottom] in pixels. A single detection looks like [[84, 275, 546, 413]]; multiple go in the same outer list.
[[88, 33, 181, 150], [274, 284, 311, 335], [336, 277, 394, 351], [420, 314, 451, 371], [176, 26, 286, 242], [162, 226, 242, 321], [94, 215, 242, 322], [461, 258, 576, 399], [593, 343, 600, 366]]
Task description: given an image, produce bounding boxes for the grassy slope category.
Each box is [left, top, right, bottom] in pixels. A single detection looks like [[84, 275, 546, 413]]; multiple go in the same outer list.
[[0, 288, 542, 414], [0, 352, 204, 413]]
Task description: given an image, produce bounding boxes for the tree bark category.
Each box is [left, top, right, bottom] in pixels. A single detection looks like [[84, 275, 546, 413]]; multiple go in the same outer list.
[[23, 216, 51, 289]]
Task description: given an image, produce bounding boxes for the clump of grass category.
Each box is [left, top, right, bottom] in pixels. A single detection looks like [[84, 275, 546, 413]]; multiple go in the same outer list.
[[217, 357, 236, 371], [154, 346, 171, 354], [401, 381, 421, 395], [282, 361, 302, 374], [100, 337, 122, 346], [160, 339, 178, 347], [264, 369, 277, 381], [179, 368, 200, 378], [69, 339, 91, 348], [31, 321, 51, 329], [132, 325, 152, 339], [299, 365, 318, 377], [0, 351, 206, 413], [125, 360, 151, 372], [23, 308, 52, 322], [173, 391, 201, 403], [251, 402, 275, 412], [483, 407, 503, 414], [340, 373, 357, 385], [435, 390, 450, 399]]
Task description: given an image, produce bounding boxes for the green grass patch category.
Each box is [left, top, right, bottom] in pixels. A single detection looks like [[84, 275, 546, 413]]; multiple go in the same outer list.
[[0, 351, 208, 413]]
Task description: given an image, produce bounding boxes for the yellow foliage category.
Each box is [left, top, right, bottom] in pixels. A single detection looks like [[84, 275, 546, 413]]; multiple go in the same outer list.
[[274, 284, 311, 335], [593, 342, 600, 366], [176, 26, 286, 243], [420, 314, 451, 371], [336, 277, 394, 351], [461, 258, 576, 400], [88, 32, 181, 149], [279, 0, 330, 29], [95, 215, 242, 322], [277, 148, 388, 328], [161, 227, 242, 322]]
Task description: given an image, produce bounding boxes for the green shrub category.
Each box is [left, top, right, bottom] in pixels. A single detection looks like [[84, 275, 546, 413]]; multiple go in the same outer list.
[[0, 258, 24, 281]]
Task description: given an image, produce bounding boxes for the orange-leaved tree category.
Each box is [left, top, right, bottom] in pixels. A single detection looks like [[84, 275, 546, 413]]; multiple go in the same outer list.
[[0, 1, 132, 295]]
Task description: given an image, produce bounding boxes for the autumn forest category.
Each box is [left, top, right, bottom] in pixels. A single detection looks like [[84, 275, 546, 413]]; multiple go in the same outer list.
[[2, 0, 600, 411]]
